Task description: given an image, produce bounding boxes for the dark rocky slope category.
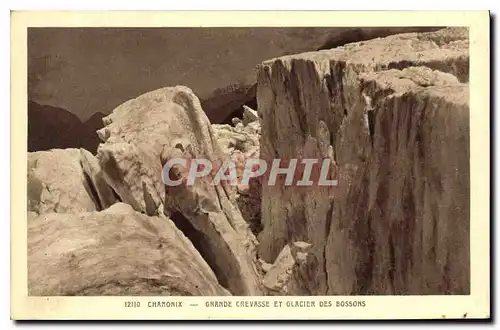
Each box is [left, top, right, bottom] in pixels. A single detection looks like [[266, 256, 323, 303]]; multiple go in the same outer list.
[[316, 27, 442, 50], [201, 84, 257, 124], [28, 101, 103, 154]]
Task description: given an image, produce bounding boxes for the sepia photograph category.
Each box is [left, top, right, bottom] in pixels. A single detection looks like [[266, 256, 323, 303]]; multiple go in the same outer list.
[[10, 10, 490, 320]]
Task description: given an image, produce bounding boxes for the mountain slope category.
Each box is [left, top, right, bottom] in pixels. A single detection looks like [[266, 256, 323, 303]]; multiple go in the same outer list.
[[28, 101, 102, 153]]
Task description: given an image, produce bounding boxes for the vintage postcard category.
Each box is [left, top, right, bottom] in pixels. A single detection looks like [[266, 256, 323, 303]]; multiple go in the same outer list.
[[11, 11, 490, 320]]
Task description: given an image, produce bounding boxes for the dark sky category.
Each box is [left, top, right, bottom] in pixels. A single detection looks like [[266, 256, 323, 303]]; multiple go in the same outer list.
[[28, 27, 339, 120]]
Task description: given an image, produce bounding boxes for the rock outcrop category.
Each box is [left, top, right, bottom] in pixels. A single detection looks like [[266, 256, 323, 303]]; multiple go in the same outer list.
[[28, 203, 230, 296], [256, 27, 469, 295], [96, 86, 262, 295], [27, 148, 117, 214]]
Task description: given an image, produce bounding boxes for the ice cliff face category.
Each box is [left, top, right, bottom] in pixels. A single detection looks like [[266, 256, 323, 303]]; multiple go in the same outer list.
[[256, 27, 469, 294]]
